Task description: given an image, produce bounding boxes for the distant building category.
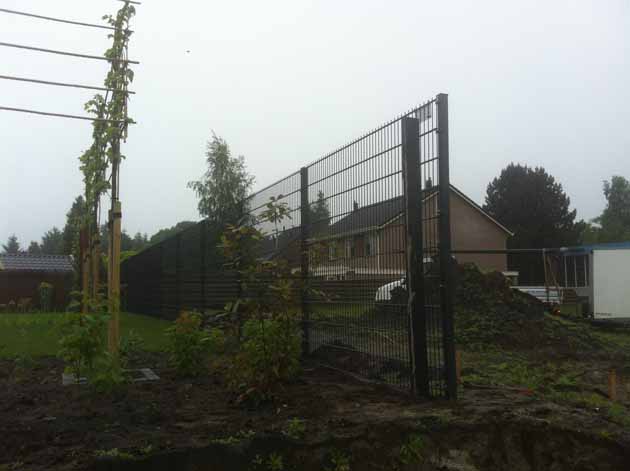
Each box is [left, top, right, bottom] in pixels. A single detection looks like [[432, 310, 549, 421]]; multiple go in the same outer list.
[[261, 185, 513, 279], [0, 254, 74, 310]]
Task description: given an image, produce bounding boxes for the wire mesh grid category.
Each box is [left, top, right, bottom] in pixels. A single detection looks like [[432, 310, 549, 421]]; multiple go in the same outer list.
[[121, 95, 455, 397]]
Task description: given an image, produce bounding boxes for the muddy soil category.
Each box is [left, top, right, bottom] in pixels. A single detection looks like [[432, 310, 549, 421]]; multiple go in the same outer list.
[[1, 354, 630, 470]]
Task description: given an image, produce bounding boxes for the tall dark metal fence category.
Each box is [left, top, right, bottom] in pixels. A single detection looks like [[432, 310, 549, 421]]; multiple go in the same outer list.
[[122, 94, 456, 398]]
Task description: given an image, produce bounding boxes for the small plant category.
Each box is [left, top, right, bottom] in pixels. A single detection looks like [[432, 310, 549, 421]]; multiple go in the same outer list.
[[58, 313, 108, 380], [326, 450, 350, 471], [284, 417, 306, 440], [94, 448, 134, 460], [231, 316, 301, 402], [399, 434, 425, 465], [212, 429, 256, 445], [65, 290, 83, 313], [252, 453, 284, 471], [142, 444, 154, 454], [90, 351, 127, 393], [38, 282, 54, 312], [120, 329, 145, 368], [166, 311, 224, 376]]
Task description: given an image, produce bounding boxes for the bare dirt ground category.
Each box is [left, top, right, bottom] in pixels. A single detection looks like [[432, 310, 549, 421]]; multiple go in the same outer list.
[[2, 352, 630, 471]]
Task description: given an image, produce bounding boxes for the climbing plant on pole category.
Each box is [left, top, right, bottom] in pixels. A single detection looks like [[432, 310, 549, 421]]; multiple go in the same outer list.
[[79, 1, 136, 354]]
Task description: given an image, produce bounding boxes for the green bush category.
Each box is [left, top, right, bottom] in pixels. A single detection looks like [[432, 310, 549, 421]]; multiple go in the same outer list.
[[166, 311, 224, 376], [38, 282, 54, 312], [90, 351, 127, 393], [120, 329, 145, 368], [230, 315, 301, 402], [58, 314, 108, 379]]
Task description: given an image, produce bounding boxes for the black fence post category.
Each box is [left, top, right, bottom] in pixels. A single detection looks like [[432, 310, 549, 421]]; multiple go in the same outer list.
[[175, 232, 181, 316], [401, 116, 430, 397], [200, 220, 207, 313], [300, 167, 310, 356], [159, 242, 164, 318], [437, 93, 457, 400]]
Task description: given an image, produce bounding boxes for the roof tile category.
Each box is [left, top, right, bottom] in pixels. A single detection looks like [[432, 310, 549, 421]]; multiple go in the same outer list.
[[0, 254, 74, 273]]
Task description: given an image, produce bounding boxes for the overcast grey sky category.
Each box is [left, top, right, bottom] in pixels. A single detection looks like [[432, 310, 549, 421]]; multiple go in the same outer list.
[[2, 0, 629, 247]]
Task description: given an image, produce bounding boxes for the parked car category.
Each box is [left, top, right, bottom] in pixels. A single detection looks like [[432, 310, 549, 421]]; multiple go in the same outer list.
[[374, 256, 456, 303]]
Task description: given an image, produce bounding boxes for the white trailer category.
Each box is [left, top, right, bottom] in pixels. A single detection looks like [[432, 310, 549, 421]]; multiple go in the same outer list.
[[558, 242, 630, 321], [590, 245, 630, 321]]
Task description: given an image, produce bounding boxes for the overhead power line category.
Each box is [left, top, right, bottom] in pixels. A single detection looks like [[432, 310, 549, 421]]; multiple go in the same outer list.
[[0, 106, 132, 124], [0, 41, 140, 64], [0, 74, 136, 94], [0, 8, 132, 32]]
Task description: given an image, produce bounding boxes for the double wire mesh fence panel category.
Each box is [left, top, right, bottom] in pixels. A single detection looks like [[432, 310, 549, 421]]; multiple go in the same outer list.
[[121, 94, 456, 398]]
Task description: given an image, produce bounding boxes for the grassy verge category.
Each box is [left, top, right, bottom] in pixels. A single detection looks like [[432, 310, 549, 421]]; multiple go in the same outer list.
[[0, 312, 170, 358]]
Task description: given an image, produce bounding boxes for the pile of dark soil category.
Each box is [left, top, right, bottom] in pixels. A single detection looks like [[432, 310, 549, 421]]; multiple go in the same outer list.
[[454, 264, 603, 354]]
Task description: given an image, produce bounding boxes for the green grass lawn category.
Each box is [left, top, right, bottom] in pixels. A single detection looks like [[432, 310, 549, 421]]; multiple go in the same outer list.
[[0, 312, 170, 358]]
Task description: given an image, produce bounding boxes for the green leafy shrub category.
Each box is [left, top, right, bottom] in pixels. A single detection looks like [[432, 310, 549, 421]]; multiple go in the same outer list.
[[120, 329, 145, 368], [90, 351, 127, 393], [230, 315, 301, 402], [284, 417, 306, 440], [166, 311, 224, 376], [326, 450, 350, 471], [37, 282, 54, 312], [65, 290, 83, 313], [219, 197, 305, 404], [399, 434, 426, 465], [58, 314, 108, 379]]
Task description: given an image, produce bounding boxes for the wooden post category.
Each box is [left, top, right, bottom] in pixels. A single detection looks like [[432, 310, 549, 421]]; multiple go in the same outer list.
[[91, 234, 100, 302], [108, 200, 122, 353], [80, 226, 90, 314], [608, 369, 618, 401]]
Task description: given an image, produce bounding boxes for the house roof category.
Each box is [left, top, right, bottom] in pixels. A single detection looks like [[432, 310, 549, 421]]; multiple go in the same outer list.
[[0, 254, 74, 273], [328, 185, 513, 237], [260, 185, 513, 259], [329, 197, 405, 236]]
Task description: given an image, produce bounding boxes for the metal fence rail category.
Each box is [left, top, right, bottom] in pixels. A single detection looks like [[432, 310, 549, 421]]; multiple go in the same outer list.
[[122, 94, 456, 398]]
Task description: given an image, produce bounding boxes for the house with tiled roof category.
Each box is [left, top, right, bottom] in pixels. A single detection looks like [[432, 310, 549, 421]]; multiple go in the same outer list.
[[261, 185, 513, 280], [0, 254, 74, 310]]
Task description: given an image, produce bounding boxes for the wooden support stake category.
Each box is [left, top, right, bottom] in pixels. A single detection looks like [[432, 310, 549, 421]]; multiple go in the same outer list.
[[108, 200, 122, 353], [80, 226, 89, 314], [608, 369, 617, 401], [91, 234, 100, 302]]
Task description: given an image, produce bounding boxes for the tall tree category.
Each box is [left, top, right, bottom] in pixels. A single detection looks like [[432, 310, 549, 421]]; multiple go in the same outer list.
[[100, 225, 135, 253], [188, 132, 254, 226], [40, 227, 64, 255], [484, 164, 582, 248], [484, 164, 583, 283], [131, 232, 149, 251], [27, 241, 42, 255], [2, 234, 21, 254], [308, 190, 330, 234], [62, 196, 87, 255], [594, 176, 630, 243]]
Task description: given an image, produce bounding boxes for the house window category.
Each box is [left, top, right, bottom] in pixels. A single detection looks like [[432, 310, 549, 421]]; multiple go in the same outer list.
[[328, 241, 338, 261], [365, 233, 376, 257], [345, 239, 354, 259]]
